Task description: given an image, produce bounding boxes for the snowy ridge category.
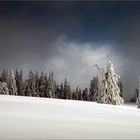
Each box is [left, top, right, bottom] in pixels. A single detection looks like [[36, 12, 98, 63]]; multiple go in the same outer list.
[[0, 95, 140, 139]]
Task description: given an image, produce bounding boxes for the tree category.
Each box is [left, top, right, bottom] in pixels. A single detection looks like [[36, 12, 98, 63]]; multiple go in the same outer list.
[[72, 87, 79, 100], [24, 71, 38, 97], [55, 84, 61, 99], [60, 83, 64, 99], [72, 87, 82, 100], [0, 82, 9, 95], [89, 77, 98, 102], [82, 88, 89, 101], [15, 69, 25, 96], [136, 88, 139, 99], [77, 88, 82, 100], [95, 61, 124, 105], [34, 72, 40, 95], [118, 82, 123, 98], [46, 71, 56, 98], [44, 73, 49, 98], [130, 88, 138, 103], [8, 70, 18, 95], [63, 78, 71, 99], [0, 69, 8, 83], [39, 72, 45, 97], [136, 89, 140, 108]]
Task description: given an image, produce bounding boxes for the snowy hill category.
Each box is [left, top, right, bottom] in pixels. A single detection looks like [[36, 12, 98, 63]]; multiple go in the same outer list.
[[0, 95, 140, 139]]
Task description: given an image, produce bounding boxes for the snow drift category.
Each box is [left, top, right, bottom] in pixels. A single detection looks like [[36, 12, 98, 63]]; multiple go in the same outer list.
[[0, 95, 140, 139]]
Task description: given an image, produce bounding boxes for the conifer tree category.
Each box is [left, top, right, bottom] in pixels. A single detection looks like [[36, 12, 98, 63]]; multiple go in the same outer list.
[[39, 72, 45, 97], [24, 71, 38, 97], [34, 72, 40, 95], [95, 61, 124, 105], [0, 69, 8, 83], [72, 88, 79, 100], [77, 88, 82, 100], [63, 78, 71, 99], [15, 69, 25, 96], [118, 82, 123, 98], [55, 84, 61, 99], [8, 70, 18, 95], [89, 77, 98, 102], [82, 88, 89, 101], [46, 71, 56, 98], [60, 83, 64, 99]]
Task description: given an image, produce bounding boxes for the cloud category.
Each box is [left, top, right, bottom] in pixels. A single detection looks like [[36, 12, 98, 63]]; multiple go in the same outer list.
[[20, 36, 124, 90]]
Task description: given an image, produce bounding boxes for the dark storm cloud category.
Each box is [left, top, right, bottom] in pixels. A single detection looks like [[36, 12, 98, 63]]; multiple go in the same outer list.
[[0, 1, 140, 100], [0, 16, 58, 68]]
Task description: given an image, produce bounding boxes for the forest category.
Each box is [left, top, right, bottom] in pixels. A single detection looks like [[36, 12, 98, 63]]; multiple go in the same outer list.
[[0, 69, 123, 102]]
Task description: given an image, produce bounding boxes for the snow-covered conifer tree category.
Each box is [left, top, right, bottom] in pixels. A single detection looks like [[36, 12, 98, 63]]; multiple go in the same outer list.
[[0, 82, 9, 95], [82, 88, 89, 101], [55, 84, 61, 99], [67, 84, 72, 99], [46, 70, 56, 98], [95, 61, 124, 105], [137, 96, 140, 108], [0, 69, 8, 83], [136, 89, 140, 108], [34, 72, 40, 95], [39, 72, 45, 97], [63, 78, 71, 99], [60, 83, 64, 99], [77, 88, 82, 100], [89, 76, 98, 102], [15, 69, 25, 96], [24, 71, 38, 97], [72, 87, 79, 100], [118, 82, 123, 98], [9, 70, 18, 95]]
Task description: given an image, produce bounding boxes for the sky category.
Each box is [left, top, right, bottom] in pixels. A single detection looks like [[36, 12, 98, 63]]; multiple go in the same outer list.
[[0, 1, 140, 100]]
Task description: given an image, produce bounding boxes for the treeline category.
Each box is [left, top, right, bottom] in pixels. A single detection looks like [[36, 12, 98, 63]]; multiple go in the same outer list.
[[0, 69, 123, 102]]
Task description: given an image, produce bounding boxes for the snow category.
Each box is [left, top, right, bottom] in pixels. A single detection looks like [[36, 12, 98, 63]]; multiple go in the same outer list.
[[0, 95, 140, 139]]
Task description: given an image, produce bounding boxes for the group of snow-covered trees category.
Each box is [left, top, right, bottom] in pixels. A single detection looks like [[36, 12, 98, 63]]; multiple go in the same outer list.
[[0, 69, 90, 101], [89, 76, 123, 103], [0, 69, 124, 103]]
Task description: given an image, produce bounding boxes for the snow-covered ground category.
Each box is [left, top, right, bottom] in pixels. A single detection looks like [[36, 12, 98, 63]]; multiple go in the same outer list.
[[0, 95, 140, 139]]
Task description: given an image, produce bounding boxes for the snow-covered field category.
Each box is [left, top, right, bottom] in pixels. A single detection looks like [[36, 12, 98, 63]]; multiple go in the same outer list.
[[0, 95, 140, 139]]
